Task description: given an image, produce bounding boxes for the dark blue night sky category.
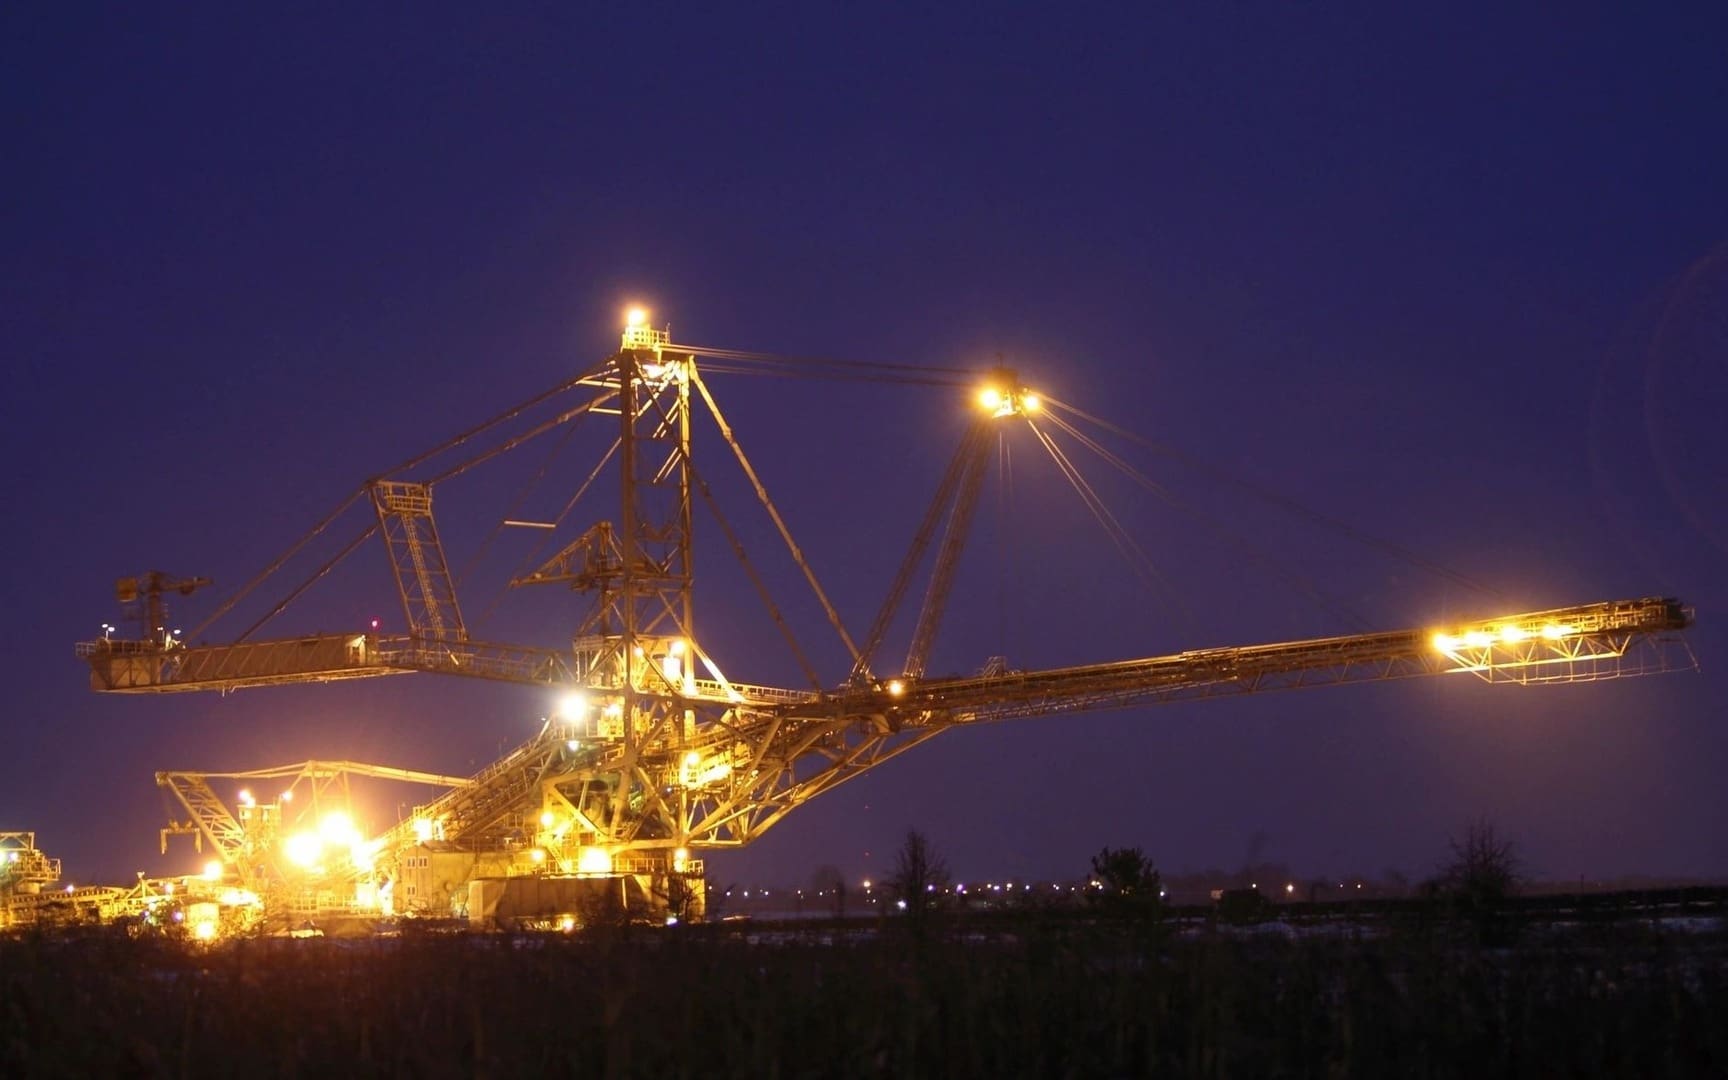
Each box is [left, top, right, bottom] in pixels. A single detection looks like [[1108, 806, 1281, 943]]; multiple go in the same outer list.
[[4, 4, 1726, 890]]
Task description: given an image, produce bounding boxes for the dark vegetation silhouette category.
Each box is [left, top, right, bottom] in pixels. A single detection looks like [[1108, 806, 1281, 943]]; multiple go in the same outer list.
[[1438, 817, 1521, 903], [889, 828, 950, 928], [1428, 817, 1524, 944], [1089, 845, 1166, 926], [808, 863, 847, 919], [2, 908, 1720, 1075], [2, 827, 1722, 1076]]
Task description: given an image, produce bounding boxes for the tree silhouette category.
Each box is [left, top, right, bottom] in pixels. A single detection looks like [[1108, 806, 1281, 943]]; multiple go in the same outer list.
[[1091, 845, 1160, 896], [890, 829, 949, 922], [1440, 818, 1520, 906], [1090, 845, 1164, 920], [1436, 818, 1523, 945]]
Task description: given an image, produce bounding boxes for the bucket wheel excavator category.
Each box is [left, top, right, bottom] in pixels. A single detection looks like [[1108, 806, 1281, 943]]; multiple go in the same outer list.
[[76, 311, 1695, 923]]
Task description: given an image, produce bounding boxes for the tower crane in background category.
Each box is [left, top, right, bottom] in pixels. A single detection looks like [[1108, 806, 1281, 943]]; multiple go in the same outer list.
[[75, 310, 1697, 923], [112, 571, 211, 647]]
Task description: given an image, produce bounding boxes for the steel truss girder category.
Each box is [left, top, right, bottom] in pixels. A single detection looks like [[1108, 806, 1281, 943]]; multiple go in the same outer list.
[[371, 481, 467, 642], [379, 732, 566, 854], [77, 633, 574, 693], [422, 706, 937, 858], [156, 773, 252, 870], [826, 597, 1695, 729], [683, 716, 944, 845], [360, 597, 1692, 869]]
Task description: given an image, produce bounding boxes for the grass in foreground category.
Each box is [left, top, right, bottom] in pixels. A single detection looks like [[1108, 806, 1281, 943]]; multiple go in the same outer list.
[[1, 919, 1723, 1078]]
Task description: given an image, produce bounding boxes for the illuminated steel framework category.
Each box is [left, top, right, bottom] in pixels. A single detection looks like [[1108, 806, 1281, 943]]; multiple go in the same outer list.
[[75, 312, 1697, 918], [156, 761, 471, 895]]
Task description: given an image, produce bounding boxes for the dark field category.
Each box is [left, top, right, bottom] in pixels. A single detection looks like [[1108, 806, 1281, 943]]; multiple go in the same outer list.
[[2, 918, 1724, 1078]]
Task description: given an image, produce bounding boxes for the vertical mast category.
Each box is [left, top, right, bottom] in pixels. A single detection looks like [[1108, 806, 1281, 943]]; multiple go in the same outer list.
[[612, 310, 697, 801]]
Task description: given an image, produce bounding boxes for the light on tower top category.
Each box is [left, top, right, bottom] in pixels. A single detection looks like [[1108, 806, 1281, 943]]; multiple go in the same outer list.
[[621, 306, 667, 351], [976, 368, 1040, 419]]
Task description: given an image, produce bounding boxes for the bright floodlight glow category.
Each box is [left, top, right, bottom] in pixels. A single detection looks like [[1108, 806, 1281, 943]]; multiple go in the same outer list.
[[202, 861, 223, 882], [530, 847, 547, 863], [577, 847, 612, 875], [886, 679, 906, 697], [1021, 392, 1041, 411], [283, 831, 322, 869], [540, 810, 555, 827], [192, 920, 218, 942], [1432, 633, 1457, 652], [625, 307, 648, 327], [1463, 631, 1494, 648], [237, 789, 254, 807], [318, 811, 359, 845], [1542, 623, 1576, 640], [557, 690, 589, 719], [978, 387, 1003, 410]]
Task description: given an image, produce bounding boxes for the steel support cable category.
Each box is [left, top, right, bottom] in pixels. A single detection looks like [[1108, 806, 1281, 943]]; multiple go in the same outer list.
[[193, 361, 612, 642], [233, 521, 380, 643], [690, 368, 864, 666], [1026, 420, 1153, 588], [1026, 419, 1198, 634], [904, 425, 993, 679], [456, 414, 586, 631], [689, 353, 971, 384], [671, 343, 977, 377], [1044, 397, 1501, 599], [695, 362, 967, 385], [1048, 408, 1365, 630], [695, 365, 971, 388], [851, 419, 992, 683], [377, 355, 615, 480], [1040, 409, 1371, 633], [684, 455, 826, 691], [188, 487, 365, 641], [676, 348, 974, 387], [475, 438, 624, 632], [427, 387, 617, 485]]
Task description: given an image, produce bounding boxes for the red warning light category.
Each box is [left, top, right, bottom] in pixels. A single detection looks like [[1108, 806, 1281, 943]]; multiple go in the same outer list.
[[370, 618, 380, 630]]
